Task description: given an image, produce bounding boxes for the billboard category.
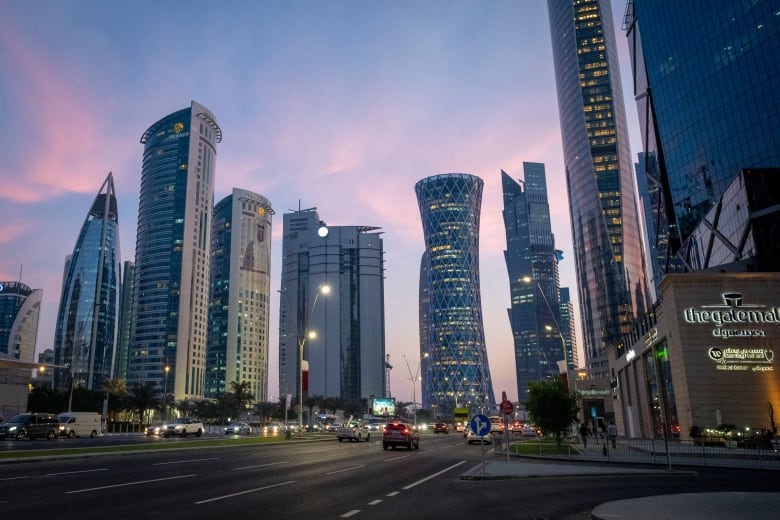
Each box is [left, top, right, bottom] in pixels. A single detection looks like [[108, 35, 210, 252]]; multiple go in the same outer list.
[[371, 397, 396, 417]]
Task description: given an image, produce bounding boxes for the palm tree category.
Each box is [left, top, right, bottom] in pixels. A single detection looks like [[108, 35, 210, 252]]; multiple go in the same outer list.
[[228, 380, 254, 420], [100, 378, 128, 424], [125, 382, 159, 427]]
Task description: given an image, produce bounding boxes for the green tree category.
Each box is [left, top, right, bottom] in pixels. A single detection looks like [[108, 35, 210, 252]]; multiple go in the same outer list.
[[100, 378, 128, 422], [228, 380, 255, 420], [523, 379, 579, 447], [125, 382, 159, 426]]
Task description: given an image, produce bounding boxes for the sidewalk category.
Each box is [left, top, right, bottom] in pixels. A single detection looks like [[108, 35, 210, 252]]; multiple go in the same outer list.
[[460, 456, 780, 519]]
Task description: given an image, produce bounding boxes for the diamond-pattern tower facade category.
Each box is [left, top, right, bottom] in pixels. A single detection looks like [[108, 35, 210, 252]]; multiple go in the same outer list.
[[416, 173, 495, 417]]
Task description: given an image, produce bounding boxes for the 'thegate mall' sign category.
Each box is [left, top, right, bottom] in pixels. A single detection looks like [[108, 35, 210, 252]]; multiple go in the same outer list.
[[683, 292, 776, 373]]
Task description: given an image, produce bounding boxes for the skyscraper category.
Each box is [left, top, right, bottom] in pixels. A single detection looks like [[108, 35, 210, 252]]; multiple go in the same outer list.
[[207, 188, 274, 403], [129, 101, 220, 400], [501, 164, 573, 402], [53, 173, 121, 390], [114, 261, 134, 380], [548, 0, 649, 376], [0, 281, 42, 364], [278, 208, 386, 414], [416, 173, 495, 416], [624, 0, 780, 267]]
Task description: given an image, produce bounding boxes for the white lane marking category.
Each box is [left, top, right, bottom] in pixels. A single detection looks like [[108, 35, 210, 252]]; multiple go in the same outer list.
[[325, 464, 365, 475], [0, 476, 28, 482], [67, 474, 196, 494], [387, 491, 400, 497], [195, 480, 295, 504], [232, 461, 287, 471], [341, 510, 361, 518], [402, 460, 467, 490], [368, 499, 382, 506], [46, 468, 108, 477], [153, 457, 219, 466], [384, 455, 410, 461]]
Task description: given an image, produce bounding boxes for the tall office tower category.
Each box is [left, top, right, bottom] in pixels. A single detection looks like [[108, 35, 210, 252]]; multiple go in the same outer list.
[[558, 287, 577, 368], [548, 0, 649, 377], [624, 1, 780, 269], [278, 208, 386, 412], [129, 101, 220, 400], [0, 281, 42, 363], [53, 173, 121, 390], [635, 152, 663, 296], [416, 173, 495, 416], [114, 261, 134, 380], [502, 164, 573, 403], [207, 189, 274, 403]]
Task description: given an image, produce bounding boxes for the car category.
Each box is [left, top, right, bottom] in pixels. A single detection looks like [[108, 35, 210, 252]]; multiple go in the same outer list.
[[163, 417, 204, 438], [382, 421, 419, 450], [224, 421, 251, 435], [145, 422, 167, 436], [0, 413, 59, 441], [466, 429, 494, 445], [455, 423, 466, 433], [336, 420, 370, 442], [522, 425, 538, 437], [433, 422, 449, 434]]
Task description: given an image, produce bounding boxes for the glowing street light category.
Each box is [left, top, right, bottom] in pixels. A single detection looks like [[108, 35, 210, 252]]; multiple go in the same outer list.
[[298, 284, 330, 430]]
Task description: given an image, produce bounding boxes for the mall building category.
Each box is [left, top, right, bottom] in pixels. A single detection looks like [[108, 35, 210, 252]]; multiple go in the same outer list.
[[611, 272, 780, 441]]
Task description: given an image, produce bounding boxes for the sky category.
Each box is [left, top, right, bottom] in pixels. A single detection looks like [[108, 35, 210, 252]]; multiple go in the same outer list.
[[0, 0, 641, 405]]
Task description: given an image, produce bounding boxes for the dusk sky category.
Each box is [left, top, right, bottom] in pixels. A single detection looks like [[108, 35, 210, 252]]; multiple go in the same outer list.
[[0, 0, 641, 405]]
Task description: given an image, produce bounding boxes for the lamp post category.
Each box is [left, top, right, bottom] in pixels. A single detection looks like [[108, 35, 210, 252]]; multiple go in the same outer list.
[[298, 284, 330, 430], [402, 353, 428, 428], [163, 365, 170, 422], [522, 276, 569, 380]]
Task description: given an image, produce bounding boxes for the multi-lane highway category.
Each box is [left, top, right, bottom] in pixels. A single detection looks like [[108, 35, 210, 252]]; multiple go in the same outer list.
[[1, 433, 776, 519]]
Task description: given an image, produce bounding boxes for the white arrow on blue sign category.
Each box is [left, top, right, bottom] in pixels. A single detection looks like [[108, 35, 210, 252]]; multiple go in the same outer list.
[[470, 414, 491, 436]]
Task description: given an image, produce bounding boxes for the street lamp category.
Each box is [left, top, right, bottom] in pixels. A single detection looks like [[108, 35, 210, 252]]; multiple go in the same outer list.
[[522, 276, 569, 379], [402, 353, 428, 428], [298, 284, 330, 430], [163, 365, 170, 422]]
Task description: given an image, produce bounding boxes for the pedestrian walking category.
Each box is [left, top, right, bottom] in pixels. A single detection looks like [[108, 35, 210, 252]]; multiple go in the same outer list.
[[607, 421, 618, 449], [579, 423, 588, 447]]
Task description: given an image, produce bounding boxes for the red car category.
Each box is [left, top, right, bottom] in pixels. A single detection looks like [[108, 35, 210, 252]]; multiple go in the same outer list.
[[433, 422, 449, 434], [383, 421, 420, 450]]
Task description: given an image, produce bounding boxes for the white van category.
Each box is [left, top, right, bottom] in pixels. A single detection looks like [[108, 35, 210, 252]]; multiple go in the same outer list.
[[57, 412, 101, 438]]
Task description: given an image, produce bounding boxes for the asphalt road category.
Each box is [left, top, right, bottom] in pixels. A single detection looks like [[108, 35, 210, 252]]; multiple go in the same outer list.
[[1, 434, 777, 519]]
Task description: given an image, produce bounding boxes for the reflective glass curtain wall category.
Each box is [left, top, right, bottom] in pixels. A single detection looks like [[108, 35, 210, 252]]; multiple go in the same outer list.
[[416, 173, 495, 416], [626, 0, 780, 258], [548, 0, 649, 376], [53, 173, 120, 390]]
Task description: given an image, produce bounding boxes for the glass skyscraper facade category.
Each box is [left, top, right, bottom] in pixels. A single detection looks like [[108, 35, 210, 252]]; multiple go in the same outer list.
[[548, 0, 649, 376], [53, 173, 120, 390], [625, 0, 780, 266], [278, 209, 386, 411], [207, 188, 274, 403], [416, 173, 495, 416], [502, 164, 573, 402], [129, 101, 220, 399], [0, 281, 42, 363]]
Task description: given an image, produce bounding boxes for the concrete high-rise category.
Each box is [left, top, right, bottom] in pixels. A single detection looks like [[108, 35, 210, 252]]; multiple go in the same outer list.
[[548, 0, 649, 377], [501, 164, 573, 402], [53, 173, 121, 390], [129, 101, 220, 400], [624, 0, 780, 269], [278, 208, 385, 415], [416, 173, 495, 416], [207, 189, 273, 403]]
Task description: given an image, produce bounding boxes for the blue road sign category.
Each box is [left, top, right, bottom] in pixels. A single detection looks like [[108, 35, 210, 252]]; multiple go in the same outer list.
[[470, 414, 491, 436]]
